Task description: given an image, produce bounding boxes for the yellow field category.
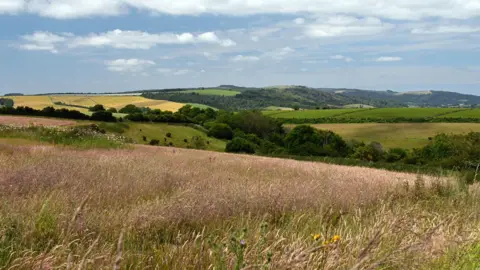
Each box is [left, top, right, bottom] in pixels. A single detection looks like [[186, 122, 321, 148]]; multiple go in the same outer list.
[[9, 95, 184, 112]]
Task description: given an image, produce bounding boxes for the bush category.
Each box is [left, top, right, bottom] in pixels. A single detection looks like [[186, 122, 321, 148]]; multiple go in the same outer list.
[[149, 139, 160, 146], [166, 132, 172, 138], [89, 104, 106, 112], [351, 142, 385, 162], [189, 136, 207, 150], [0, 98, 14, 108], [207, 123, 233, 140], [119, 104, 142, 114], [284, 125, 350, 157], [91, 111, 117, 122], [107, 107, 118, 113], [385, 148, 408, 163], [226, 137, 256, 154]]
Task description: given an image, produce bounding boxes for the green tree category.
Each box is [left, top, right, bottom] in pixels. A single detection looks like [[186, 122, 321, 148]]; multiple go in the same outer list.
[[226, 137, 256, 154], [208, 123, 233, 140], [89, 104, 106, 112], [119, 104, 142, 114]]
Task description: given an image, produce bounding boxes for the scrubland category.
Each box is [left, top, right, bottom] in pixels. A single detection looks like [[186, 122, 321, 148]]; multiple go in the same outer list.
[[1, 144, 479, 269]]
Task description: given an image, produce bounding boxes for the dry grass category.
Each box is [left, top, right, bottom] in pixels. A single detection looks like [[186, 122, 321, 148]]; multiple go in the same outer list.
[[0, 144, 478, 269], [0, 115, 76, 127]]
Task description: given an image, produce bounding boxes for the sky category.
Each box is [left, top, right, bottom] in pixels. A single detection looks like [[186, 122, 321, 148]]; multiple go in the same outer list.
[[0, 0, 479, 95]]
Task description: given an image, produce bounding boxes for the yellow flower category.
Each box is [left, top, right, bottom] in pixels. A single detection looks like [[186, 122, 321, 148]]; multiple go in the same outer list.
[[312, 234, 321, 241], [332, 235, 341, 242]]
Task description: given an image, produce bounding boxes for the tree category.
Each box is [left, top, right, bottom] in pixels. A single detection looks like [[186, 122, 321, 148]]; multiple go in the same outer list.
[[91, 111, 117, 122], [293, 104, 300, 111], [107, 107, 118, 113], [89, 104, 106, 112], [0, 98, 14, 108], [226, 137, 256, 154], [284, 125, 349, 157], [119, 104, 142, 114], [208, 123, 233, 140], [189, 136, 207, 149]]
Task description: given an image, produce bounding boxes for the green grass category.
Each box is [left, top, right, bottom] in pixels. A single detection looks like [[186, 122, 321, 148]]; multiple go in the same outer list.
[[263, 106, 293, 111], [180, 89, 240, 96], [187, 103, 218, 110], [304, 123, 480, 149], [441, 109, 480, 118], [264, 109, 367, 118], [335, 108, 466, 119], [123, 122, 226, 151]]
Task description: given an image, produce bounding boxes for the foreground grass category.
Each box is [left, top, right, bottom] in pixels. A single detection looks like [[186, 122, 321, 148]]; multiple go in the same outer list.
[[1, 144, 478, 269], [304, 123, 480, 149]]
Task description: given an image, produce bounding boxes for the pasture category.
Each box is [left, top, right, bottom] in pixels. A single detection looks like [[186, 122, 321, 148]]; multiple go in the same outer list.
[[8, 95, 184, 113], [264, 108, 476, 120], [179, 89, 240, 96], [307, 123, 480, 149], [2, 143, 479, 269]]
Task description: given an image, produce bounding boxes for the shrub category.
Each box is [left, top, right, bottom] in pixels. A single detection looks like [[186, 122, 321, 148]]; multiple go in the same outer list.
[[107, 107, 118, 113], [91, 111, 117, 122], [226, 137, 256, 154], [119, 104, 142, 114], [189, 136, 207, 150], [207, 123, 233, 140], [89, 104, 106, 112], [284, 125, 349, 157], [143, 136, 147, 142], [184, 139, 188, 143], [166, 132, 172, 138], [385, 148, 408, 163], [149, 139, 160, 146], [351, 142, 385, 162], [0, 98, 14, 108]]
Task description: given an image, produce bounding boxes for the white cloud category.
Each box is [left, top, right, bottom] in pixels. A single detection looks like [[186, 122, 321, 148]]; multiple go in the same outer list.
[[412, 25, 480, 34], [0, 0, 24, 13], [231, 55, 260, 62], [105, 59, 156, 73], [294, 17, 305, 25], [7, 0, 480, 20], [69, 29, 235, 49], [18, 31, 69, 53], [305, 16, 393, 38], [264, 46, 295, 60], [330, 54, 354, 62], [17, 29, 236, 53], [157, 68, 190, 76], [375, 56, 403, 62]]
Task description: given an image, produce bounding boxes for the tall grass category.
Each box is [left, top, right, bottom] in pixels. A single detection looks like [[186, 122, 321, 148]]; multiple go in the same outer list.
[[0, 144, 478, 269]]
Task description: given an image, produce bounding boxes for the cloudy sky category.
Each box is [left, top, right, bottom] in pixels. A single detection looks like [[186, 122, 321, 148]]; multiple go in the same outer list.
[[0, 0, 479, 95]]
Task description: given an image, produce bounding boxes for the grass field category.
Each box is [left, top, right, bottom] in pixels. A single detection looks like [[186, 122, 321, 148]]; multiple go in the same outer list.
[[335, 108, 466, 119], [179, 89, 240, 96], [8, 95, 184, 113], [264, 109, 369, 118], [441, 109, 480, 118], [3, 143, 479, 269], [306, 123, 480, 149]]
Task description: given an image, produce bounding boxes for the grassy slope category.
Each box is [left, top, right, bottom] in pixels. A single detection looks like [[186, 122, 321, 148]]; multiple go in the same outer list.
[[99, 122, 226, 152], [441, 109, 480, 118], [307, 123, 480, 149], [1, 144, 479, 269], [180, 89, 241, 96], [335, 108, 466, 119], [264, 109, 368, 118]]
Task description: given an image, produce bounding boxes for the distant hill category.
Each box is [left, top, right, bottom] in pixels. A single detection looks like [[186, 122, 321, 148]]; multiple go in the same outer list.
[[320, 88, 480, 107]]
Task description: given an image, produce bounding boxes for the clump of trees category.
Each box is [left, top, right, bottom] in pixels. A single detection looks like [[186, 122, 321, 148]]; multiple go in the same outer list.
[[0, 98, 14, 108], [0, 106, 116, 122]]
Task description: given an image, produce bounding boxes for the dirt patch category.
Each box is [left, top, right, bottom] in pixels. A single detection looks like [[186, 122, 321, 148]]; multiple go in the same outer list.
[[0, 116, 76, 127]]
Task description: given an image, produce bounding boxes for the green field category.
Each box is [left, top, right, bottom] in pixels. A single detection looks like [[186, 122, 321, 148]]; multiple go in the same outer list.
[[187, 103, 218, 110], [441, 109, 480, 118], [180, 89, 240, 96], [264, 108, 474, 119], [304, 123, 480, 149], [98, 122, 226, 151], [264, 109, 369, 118]]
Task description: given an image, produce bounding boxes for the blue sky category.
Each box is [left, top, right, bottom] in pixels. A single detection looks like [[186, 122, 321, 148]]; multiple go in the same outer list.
[[0, 0, 479, 95]]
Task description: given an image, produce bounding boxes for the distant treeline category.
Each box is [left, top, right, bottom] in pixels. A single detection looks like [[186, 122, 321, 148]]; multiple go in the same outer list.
[[0, 106, 117, 122], [278, 117, 480, 124]]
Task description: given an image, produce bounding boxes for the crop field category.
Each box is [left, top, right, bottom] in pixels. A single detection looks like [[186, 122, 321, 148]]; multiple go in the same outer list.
[[8, 95, 184, 112], [264, 108, 476, 120], [2, 143, 479, 269], [441, 109, 480, 118], [179, 89, 241, 96], [306, 123, 480, 149], [264, 109, 368, 118]]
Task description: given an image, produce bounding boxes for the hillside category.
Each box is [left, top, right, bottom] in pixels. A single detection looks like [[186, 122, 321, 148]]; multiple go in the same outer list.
[[141, 86, 479, 110]]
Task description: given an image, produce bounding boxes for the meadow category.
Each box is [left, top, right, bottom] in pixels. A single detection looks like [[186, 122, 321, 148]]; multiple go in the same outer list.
[[8, 95, 184, 113], [306, 123, 480, 149], [179, 89, 241, 96], [266, 108, 473, 120], [2, 143, 479, 269]]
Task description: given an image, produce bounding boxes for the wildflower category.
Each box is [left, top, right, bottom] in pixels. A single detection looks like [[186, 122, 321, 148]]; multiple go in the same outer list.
[[239, 239, 246, 247], [332, 235, 341, 242], [312, 234, 321, 241]]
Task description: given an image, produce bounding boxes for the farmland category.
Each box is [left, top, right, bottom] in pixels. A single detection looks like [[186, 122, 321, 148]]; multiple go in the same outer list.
[[8, 95, 184, 113], [305, 123, 480, 149], [2, 143, 480, 269], [266, 108, 473, 120], [178, 89, 241, 96]]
